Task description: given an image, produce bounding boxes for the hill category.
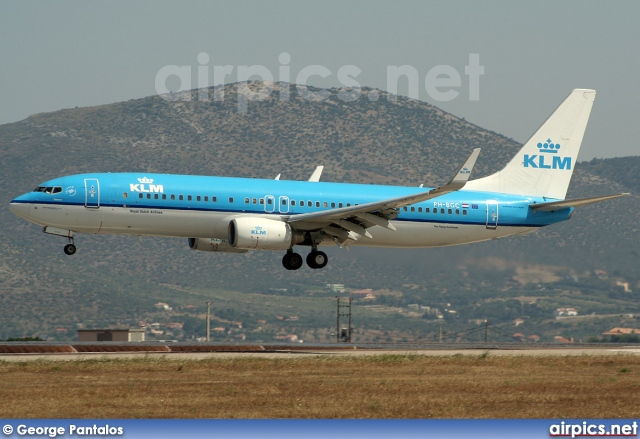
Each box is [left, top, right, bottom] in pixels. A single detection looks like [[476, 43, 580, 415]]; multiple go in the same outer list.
[[0, 82, 638, 341]]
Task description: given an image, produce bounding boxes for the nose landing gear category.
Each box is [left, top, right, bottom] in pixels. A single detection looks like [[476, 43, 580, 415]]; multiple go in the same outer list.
[[43, 227, 77, 256], [63, 243, 77, 255]]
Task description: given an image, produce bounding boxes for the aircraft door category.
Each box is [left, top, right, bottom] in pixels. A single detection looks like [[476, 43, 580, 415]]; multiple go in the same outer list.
[[278, 196, 289, 213], [486, 200, 498, 229], [264, 195, 275, 213], [84, 178, 100, 208]]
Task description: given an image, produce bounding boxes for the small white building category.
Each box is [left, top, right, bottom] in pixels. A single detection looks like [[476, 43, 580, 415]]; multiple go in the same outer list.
[[326, 284, 346, 293], [78, 329, 146, 342], [554, 308, 578, 318]]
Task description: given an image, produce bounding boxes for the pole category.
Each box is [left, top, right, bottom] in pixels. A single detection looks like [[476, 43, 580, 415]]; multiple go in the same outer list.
[[347, 297, 352, 343], [484, 320, 488, 343], [205, 301, 212, 342], [336, 296, 340, 343]]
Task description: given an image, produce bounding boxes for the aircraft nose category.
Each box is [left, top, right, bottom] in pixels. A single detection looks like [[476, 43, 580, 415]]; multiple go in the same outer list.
[[9, 200, 30, 219]]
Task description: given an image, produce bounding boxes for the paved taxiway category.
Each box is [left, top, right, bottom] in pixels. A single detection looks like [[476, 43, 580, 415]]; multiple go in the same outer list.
[[1, 346, 640, 361]]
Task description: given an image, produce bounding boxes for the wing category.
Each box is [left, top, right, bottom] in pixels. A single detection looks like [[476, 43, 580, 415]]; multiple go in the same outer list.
[[284, 148, 481, 242]]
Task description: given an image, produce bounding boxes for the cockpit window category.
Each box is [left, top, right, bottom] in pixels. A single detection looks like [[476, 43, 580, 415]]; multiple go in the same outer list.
[[34, 186, 62, 194]]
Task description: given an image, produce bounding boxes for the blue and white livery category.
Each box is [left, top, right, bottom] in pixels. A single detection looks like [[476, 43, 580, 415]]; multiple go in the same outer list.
[[9, 89, 628, 270]]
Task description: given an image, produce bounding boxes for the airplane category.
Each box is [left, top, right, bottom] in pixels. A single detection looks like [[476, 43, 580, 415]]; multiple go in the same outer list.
[[9, 89, 629, 270]]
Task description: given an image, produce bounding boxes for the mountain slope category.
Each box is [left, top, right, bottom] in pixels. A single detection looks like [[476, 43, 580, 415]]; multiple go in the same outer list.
[[0, 82, 638, 339]]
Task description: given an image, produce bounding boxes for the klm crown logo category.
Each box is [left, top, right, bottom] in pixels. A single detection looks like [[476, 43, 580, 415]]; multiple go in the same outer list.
[[537, 139, 561, 153], [524, 139, 571, 170], [138, 177, 154, 184]]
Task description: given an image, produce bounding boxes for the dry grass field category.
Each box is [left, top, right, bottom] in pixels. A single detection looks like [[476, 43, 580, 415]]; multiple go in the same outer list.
[[1, 354, 639, 418]]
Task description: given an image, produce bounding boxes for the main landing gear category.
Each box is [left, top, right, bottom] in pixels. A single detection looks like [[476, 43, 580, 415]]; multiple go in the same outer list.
[[282, 249, 328, 270]]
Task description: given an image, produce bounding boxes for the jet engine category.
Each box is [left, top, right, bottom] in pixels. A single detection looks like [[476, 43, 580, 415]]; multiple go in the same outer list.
[[228, 217, 301, 250]]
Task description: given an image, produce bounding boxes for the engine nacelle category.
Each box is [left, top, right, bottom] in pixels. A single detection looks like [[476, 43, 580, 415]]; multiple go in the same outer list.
[[188, 238, 248, 253], [228, 217, 299, 250]]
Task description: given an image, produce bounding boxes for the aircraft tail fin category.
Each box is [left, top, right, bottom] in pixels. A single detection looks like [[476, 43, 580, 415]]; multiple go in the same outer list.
[[464, 89, 596, 200]]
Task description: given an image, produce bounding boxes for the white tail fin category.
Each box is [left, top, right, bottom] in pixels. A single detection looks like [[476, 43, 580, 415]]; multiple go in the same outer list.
[[464, 89, 596, 200]]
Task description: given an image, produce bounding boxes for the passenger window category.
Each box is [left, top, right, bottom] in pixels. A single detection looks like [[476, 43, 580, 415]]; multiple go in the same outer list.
[[307, 201, 312, 207], [244, 197, 249, 204], [229, 197, 234, 203], [403, 207, 408, 212], [188, 195, 192, 201], [212, 196, 217, 202], [139, 193, 143, 199], [260, 198, 264, 205], [291, 200, 296, 206], [123, 193, 128, 199], [324, 202, 328, 208], [197, 196, 201, 202], [315, 201, 320, 207], [267, 198, 273, 205], [426, 208, 430, 213], [252, 198, 257, 204], [154, 194, 159, 200], [347, 203, 351, 207], [331, 202, 336, 208], [411, 207, 415, 212], [456, 209, 459, 215], [204, 196, 208, 202], [339, 203, 343, 208], [463, 210, 467, 216], [433, 208, 437, 214], [441, 208, 445, 214], [171, 194, 175, 200], [448, 209, 452, 214], [179, 195, 184, 201], [418, 207, 422, 212], [146, 194, 151, 199], [282, 199, 287, 205]]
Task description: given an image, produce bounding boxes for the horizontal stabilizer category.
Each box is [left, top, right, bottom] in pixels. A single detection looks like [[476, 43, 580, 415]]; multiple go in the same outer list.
[[530, 193, 630, 211]]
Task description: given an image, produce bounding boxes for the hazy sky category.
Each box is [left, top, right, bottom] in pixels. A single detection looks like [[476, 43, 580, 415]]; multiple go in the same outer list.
[[1, 0, 639, 160]]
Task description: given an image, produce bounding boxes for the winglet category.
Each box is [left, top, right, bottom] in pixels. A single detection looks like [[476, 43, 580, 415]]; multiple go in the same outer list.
[[274, 174, 281, 180], [431, 148, 480, 194], [308, 166, 324, 182]]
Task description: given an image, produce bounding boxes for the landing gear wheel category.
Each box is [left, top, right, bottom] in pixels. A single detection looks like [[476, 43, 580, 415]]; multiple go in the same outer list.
[[63, 244, 77, 255], [282, 251, 303, 270], [306, 250, 328, 269]]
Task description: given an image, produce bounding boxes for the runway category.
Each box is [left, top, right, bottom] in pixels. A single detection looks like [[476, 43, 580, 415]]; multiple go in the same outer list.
[[1, 342, 639, 361]]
